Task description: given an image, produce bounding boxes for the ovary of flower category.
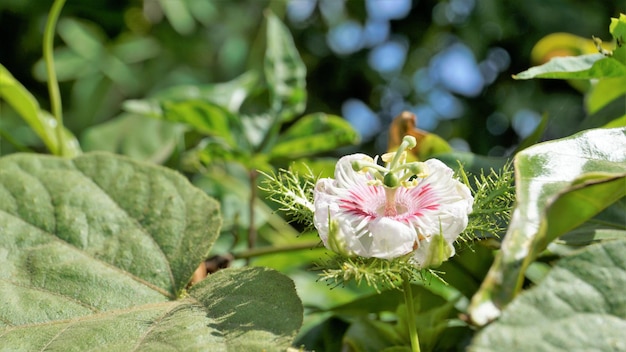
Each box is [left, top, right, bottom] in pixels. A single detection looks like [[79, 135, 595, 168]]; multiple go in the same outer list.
[[313, 149, 473, 269]]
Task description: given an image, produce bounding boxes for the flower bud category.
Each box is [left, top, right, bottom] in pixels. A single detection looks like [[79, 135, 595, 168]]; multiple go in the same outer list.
[[327, 218, 352, 257], [413, 233, 453, 269]]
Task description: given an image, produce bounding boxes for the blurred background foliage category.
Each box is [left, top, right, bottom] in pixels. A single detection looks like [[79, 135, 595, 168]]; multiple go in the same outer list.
[[1, 0, 621, 157]]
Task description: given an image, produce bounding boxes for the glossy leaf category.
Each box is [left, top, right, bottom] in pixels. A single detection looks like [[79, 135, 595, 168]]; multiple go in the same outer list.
[[264, 11, 307, 122], [0, 64, 81, 157], [513, 54, 626, 80], [470, 240, 626, 352], [270, 113, 359, 159], [468, 127, 626, 325], [81, 113, 186, 163]]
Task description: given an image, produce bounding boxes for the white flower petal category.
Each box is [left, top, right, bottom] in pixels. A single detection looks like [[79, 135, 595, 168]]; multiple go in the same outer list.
[[366, 218, 416, 259], [334, 154, 373, 188]]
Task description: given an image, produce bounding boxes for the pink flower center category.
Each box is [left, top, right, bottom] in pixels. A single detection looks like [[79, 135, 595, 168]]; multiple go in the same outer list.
[[381, 187, 406, 216], [340, 183, 439, 221]]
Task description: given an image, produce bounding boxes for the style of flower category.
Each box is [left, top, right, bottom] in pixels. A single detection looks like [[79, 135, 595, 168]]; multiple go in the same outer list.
[[313, 136, 473, 269]]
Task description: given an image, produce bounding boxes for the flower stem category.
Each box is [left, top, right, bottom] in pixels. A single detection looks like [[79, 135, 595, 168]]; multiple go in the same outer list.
[[402, 275, 421, 352], [43, 0, 66, 156]]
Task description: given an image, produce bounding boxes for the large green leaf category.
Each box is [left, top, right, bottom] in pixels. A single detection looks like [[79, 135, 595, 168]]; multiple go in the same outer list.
[[513, 54, 626, 80], [469, 239, 626, 352], [270, 113, 360, 159], [0, 267, 302, 351], [0, 152, 220, 298], [0, 64, 81, 157], [0, 152, 302, 350], [264, 11, 307, 122], [468, 127, 626, 325]]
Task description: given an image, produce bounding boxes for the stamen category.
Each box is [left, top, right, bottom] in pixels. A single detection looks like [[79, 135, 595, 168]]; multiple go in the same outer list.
[[384, 187, 398, 216]]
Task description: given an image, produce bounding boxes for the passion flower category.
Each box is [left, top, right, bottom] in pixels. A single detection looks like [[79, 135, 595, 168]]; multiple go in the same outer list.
[[313, 136, 473, 268]]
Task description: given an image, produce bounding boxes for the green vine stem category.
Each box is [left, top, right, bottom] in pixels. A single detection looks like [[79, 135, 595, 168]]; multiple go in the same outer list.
[[43, 0, 67, 156], [402, 275, 421, 352]]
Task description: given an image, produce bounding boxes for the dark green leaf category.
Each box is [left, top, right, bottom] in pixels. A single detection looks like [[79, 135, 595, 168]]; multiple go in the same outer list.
[[295, 316, 350, 352], [321, 284, 447, 316], [191, 266, 303, 350], [470, 240, 626, 352], [270, 113, 359, 159], [434, 152, 509, 175], [343, 318, 404, 352]]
